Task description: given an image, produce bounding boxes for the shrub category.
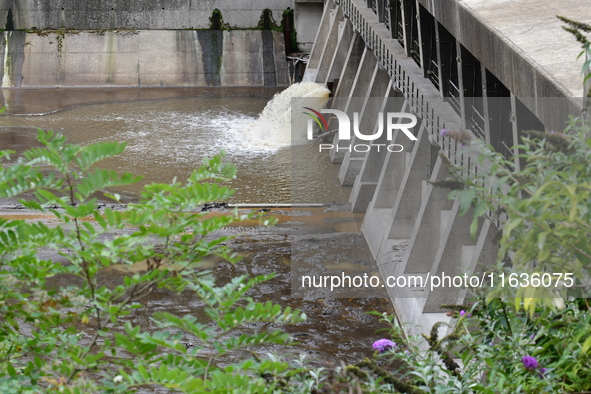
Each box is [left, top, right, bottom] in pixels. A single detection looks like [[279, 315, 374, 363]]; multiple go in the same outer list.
[[0, 130, 306, 393], [371, 298, 591, 393], [444, 121, 591, 307]]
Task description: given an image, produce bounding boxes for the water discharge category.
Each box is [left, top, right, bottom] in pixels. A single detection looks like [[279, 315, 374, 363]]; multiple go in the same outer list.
[[240, 82, 330, 148]]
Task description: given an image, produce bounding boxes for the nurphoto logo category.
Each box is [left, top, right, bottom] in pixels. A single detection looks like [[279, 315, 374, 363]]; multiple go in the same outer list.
[[303, 107, 418, 153]]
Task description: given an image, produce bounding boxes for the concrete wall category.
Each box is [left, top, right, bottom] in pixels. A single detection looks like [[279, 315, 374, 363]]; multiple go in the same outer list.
[[0, 0, 325, 84], [294, 0, 324, 52], [0, 0, 293, 30], [0, 30, 290, 88]]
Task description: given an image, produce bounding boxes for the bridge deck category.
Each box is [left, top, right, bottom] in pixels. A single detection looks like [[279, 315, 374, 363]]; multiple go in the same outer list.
[[462, 0, 591, 97]]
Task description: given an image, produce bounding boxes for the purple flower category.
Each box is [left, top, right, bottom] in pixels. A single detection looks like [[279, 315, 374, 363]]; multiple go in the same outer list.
[[538, 367, 547, 378], [372, 339, 395, 353], [459, 310, 465, 316], [440, 129, 450, 137], [530, 334, 535, 339], [522, 356, 539, 370]]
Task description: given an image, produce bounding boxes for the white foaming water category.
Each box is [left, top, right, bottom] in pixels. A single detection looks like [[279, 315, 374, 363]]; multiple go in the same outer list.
[[233, 82, 330, 150]]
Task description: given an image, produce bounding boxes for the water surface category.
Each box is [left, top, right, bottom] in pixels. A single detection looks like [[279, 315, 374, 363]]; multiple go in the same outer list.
[[0, 90, 350, 204]]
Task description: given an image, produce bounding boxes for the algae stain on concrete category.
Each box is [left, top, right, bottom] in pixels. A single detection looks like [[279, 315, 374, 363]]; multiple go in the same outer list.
[[56, 31, 66, 85], [262, 30, 277, 87], [197, 30, 222, 87], [105, 32, 116, 84]]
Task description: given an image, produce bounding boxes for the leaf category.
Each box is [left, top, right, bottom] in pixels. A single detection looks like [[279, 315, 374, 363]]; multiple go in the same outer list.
[[537, 232, 548, 251], [6, 363, 17, 377], [582, 335, 591, 354], [503, 217, 522, 238], [459, 188, 476, 216]]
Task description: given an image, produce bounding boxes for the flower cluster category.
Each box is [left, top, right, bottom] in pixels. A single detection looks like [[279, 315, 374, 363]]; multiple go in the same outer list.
[[522, 356, 547, 377], [522, 356, 538, 370], [372, 339, 395, 353]]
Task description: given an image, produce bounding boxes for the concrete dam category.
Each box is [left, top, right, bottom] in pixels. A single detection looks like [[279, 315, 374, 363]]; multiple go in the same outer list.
[[1, 0, 589, 339], [302, 0, 590, 335]]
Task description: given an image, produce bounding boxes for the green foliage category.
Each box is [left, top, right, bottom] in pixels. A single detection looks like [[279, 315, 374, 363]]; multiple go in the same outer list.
[[443, 123, 591, 308], [258, 9, 277, 30], [557, 15, 591, 86], [374, 300, 591, 394], [0, 130, 310, 393]]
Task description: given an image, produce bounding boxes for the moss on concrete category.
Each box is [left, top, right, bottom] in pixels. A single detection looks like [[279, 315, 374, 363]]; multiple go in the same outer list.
[[209, 9, 231, 31]]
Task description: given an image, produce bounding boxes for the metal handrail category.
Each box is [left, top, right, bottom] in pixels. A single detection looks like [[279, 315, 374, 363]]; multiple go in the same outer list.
[[428, 60, 439, 90], [470, 105, 486, 141], [500, 140, 513, 160], [397, 20, 405, 47], [447, 79, 461, 115], [411, 38, 421, 67], [332, 0, 480, 196]]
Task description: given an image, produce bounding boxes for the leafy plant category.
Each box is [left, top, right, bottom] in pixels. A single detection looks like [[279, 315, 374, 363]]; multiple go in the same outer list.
[[0, 130, 307, 393], [557, 15, 591, 87], [372, 299, 591, 394], [442, 123, 591, 308]]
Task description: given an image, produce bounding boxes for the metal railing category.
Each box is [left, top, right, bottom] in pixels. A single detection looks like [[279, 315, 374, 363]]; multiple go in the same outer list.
[[470, 105, 486, 141], [428, 60, 439, 90], [397, 20, 405, 47], [411, 38, 421, 67], [333, 0, 489, 209], [500, 140, 513, 161], [447, 79, 461, 115]]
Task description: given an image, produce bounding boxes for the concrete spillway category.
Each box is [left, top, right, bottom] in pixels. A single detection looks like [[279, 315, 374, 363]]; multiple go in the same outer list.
[[302, 0, 586, 337]]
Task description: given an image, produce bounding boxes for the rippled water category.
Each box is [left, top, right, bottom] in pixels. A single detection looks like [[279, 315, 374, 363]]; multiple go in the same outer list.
[[0, 89, 349, 204]]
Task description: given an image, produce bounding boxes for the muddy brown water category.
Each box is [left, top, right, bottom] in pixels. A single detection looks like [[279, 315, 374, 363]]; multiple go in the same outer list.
[[0, 89, 395, 389], [0, 88, 349, 204]]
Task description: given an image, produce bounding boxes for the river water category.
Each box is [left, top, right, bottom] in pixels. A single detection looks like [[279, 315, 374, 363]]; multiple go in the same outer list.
[[0, 86, 393, 382], [0, 85, 349, 204]]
